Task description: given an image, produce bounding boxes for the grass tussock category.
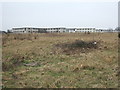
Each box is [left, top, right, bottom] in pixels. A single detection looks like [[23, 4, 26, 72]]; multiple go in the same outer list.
[[2, 53, 25, 71]]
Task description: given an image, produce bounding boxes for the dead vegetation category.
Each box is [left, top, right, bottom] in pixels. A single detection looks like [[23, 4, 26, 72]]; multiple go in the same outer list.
[[55, 40, 100, 55]]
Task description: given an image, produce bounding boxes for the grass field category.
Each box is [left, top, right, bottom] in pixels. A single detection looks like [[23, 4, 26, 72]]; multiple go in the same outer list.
[[2, 33, 119, 88]]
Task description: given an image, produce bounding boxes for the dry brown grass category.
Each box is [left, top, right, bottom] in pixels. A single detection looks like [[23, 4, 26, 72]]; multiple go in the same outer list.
[[2, 32, 118, 88]]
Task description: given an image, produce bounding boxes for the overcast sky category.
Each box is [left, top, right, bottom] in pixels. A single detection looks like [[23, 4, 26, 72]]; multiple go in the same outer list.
[[0, 1, 118, 31]]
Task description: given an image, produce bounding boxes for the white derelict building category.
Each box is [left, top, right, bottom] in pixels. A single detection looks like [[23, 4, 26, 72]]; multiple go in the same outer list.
[[10, 27, 97, 33], [46, 27, 66, 33], [12, 27, 47, 33], [75, 27, 96, 32]]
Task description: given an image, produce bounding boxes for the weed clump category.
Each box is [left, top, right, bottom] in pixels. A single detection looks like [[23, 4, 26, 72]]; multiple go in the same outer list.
[[2, 54, 25, 71]]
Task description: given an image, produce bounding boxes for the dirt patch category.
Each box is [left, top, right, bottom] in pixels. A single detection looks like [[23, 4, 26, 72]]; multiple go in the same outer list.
[[55, 40, 101, 55]]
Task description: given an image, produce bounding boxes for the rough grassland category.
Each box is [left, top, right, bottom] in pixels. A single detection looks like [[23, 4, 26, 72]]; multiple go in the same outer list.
[[2, 33, 118, 88]]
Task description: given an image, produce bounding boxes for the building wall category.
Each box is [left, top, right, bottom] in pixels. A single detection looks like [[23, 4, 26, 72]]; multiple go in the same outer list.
[[75, 28, 96, 32], [12, 28, 41, 33], [66, 28, 76, 33], [46, 28, 58, 33], [12, 28, 25, 33], [46, 28, 66, 33], [58, 28, 66, 32]]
